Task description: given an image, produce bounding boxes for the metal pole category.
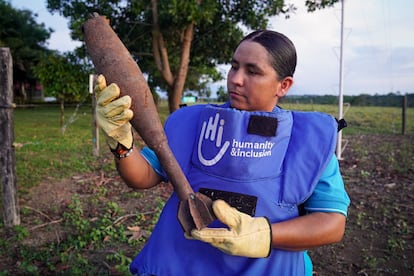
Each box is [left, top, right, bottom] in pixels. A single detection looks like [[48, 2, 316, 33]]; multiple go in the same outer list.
[[402, 95, 407, 135], [336, 0, 345, 159]]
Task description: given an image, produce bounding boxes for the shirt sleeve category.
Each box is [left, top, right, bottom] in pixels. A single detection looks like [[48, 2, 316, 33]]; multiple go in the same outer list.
[[140, 146, 168, 182], [303, 155, 350, 217]]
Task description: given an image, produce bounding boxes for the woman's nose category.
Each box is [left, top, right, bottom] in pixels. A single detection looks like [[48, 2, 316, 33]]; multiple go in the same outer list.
[[229, 69, 243, 86]]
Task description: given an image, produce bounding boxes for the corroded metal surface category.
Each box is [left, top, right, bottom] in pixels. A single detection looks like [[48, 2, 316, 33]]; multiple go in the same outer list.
[[82, 14, 213, 234]]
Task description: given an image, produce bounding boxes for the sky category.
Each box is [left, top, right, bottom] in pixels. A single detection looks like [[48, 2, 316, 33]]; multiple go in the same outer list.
[[9, 0, 414, 96]]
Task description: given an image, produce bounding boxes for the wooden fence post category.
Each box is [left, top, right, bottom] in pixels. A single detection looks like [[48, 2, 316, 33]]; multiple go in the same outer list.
[[0, 48, 20, 227], [402, 95, 407, 135], [89, 74, 100, 156]]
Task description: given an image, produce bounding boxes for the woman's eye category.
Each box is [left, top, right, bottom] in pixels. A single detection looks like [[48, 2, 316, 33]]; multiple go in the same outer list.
[[248, 69, 258, 75]]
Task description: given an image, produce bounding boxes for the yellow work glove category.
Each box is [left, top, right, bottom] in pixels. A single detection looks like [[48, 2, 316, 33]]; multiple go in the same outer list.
[[94, 75, 134, 149], [191, 199, 272, 258]]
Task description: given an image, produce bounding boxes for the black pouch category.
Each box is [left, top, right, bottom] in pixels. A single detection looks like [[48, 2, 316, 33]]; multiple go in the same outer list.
[[199, 188, 258, 216]]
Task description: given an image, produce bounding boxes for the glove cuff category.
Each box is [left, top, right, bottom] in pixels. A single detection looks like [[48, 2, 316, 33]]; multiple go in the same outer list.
[[263, 216, 272, 258], [106, 136, 119, 150], [110, 142, 134, 159], [106, 127, 133, 149], [117, 131, 134, 149]]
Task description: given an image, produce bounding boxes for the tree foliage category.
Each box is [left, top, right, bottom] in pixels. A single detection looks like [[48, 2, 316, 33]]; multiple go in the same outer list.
[[33, 51, 90, 103], [0, 0, 52, 102], [216, 85, 228, 102], [46, 0, 339, 112], [33, 51, 91, 127], [0, 1, 94, 131], [281, 93, 414, 108]]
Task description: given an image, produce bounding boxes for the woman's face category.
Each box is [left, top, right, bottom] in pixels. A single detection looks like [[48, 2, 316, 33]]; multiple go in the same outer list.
[[227, 40, 293, 112]]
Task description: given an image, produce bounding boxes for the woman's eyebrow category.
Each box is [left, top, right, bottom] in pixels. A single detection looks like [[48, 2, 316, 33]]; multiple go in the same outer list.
[[246, 62, 263, 73], [231, 58, 262, 71]]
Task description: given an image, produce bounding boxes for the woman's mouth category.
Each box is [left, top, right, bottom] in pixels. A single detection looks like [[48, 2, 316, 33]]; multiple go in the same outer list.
[[229, 91, 243, 98]]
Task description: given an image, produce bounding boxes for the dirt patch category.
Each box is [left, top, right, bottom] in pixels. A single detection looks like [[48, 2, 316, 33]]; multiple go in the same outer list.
[[310, 134, 414, 275], [18, 171, 173, 248], [1, 134, 413, 275]]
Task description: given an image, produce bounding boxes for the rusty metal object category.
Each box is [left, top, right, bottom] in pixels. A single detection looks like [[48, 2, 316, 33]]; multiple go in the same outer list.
[[82, 13, 214, 234]]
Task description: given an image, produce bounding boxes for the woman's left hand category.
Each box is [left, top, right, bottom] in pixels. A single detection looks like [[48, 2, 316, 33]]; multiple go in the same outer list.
[[190, 200, 272, 258]]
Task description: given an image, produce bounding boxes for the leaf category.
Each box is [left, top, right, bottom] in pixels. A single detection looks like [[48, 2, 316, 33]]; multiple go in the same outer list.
[[126, 225, 142, 241]]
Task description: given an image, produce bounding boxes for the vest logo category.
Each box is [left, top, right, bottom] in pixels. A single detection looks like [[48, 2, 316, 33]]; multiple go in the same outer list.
[[230, 139, 274, 157], [198, 112, 275, 167], [198, 113, 230, 166]]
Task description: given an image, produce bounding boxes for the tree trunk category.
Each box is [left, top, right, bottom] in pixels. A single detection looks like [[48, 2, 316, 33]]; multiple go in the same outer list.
[[151, 0, 195, 113], [151, 0, 174, 87], [169, 22, 195, 113]]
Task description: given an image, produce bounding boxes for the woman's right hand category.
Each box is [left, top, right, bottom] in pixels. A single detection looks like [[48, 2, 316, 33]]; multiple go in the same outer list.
[[94, 75, 134, 149]]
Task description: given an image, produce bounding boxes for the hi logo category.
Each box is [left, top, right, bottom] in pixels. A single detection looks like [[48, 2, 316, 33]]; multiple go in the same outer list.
[[198, 113, 230, 166]]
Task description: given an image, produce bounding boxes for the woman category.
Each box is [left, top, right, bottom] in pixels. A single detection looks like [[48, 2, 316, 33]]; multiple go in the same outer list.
[[95, 30, 350, 275]]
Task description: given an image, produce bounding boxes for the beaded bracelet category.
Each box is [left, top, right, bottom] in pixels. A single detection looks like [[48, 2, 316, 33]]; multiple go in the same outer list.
[[110, 143, 133, 159]]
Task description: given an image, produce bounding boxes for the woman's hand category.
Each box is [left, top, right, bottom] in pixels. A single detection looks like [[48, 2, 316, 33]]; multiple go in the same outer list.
[[94, 74, 133, 149], [190, 200, 272, 258]]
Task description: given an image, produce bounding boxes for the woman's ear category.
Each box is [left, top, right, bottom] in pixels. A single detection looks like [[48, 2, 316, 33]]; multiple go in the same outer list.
[[276, 77, 294, 98]]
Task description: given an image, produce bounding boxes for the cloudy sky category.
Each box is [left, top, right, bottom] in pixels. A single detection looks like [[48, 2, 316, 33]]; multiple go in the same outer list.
[[269, 0, 414, 96], [10, 0, 414, 96]]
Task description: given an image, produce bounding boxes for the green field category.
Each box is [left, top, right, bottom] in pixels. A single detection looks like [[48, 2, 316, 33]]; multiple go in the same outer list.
[[279, 102, 414, 135], [13, 105, 105, 190], [1, 102, 413, 274], [10, 102, 414, 191]]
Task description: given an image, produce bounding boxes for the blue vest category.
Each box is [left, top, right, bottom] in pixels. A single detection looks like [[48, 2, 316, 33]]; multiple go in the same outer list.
[[130, 103, 338, 276]]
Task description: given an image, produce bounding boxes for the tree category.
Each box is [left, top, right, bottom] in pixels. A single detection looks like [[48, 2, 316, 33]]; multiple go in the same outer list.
[[216, 86, 228, 102], [33, 51, 91, 130], [47, 0, 339, 112], [0, 0, 52, 103]]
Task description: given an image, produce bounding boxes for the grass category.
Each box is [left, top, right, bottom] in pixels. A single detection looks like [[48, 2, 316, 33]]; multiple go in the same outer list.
[[279, 102, 414, 135], [13, 105, 109, 191], [9, 101, 414, 191]]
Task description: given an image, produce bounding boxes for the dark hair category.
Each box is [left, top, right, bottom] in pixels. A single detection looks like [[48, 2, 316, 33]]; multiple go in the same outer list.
[[240, 30, 297, 79]]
